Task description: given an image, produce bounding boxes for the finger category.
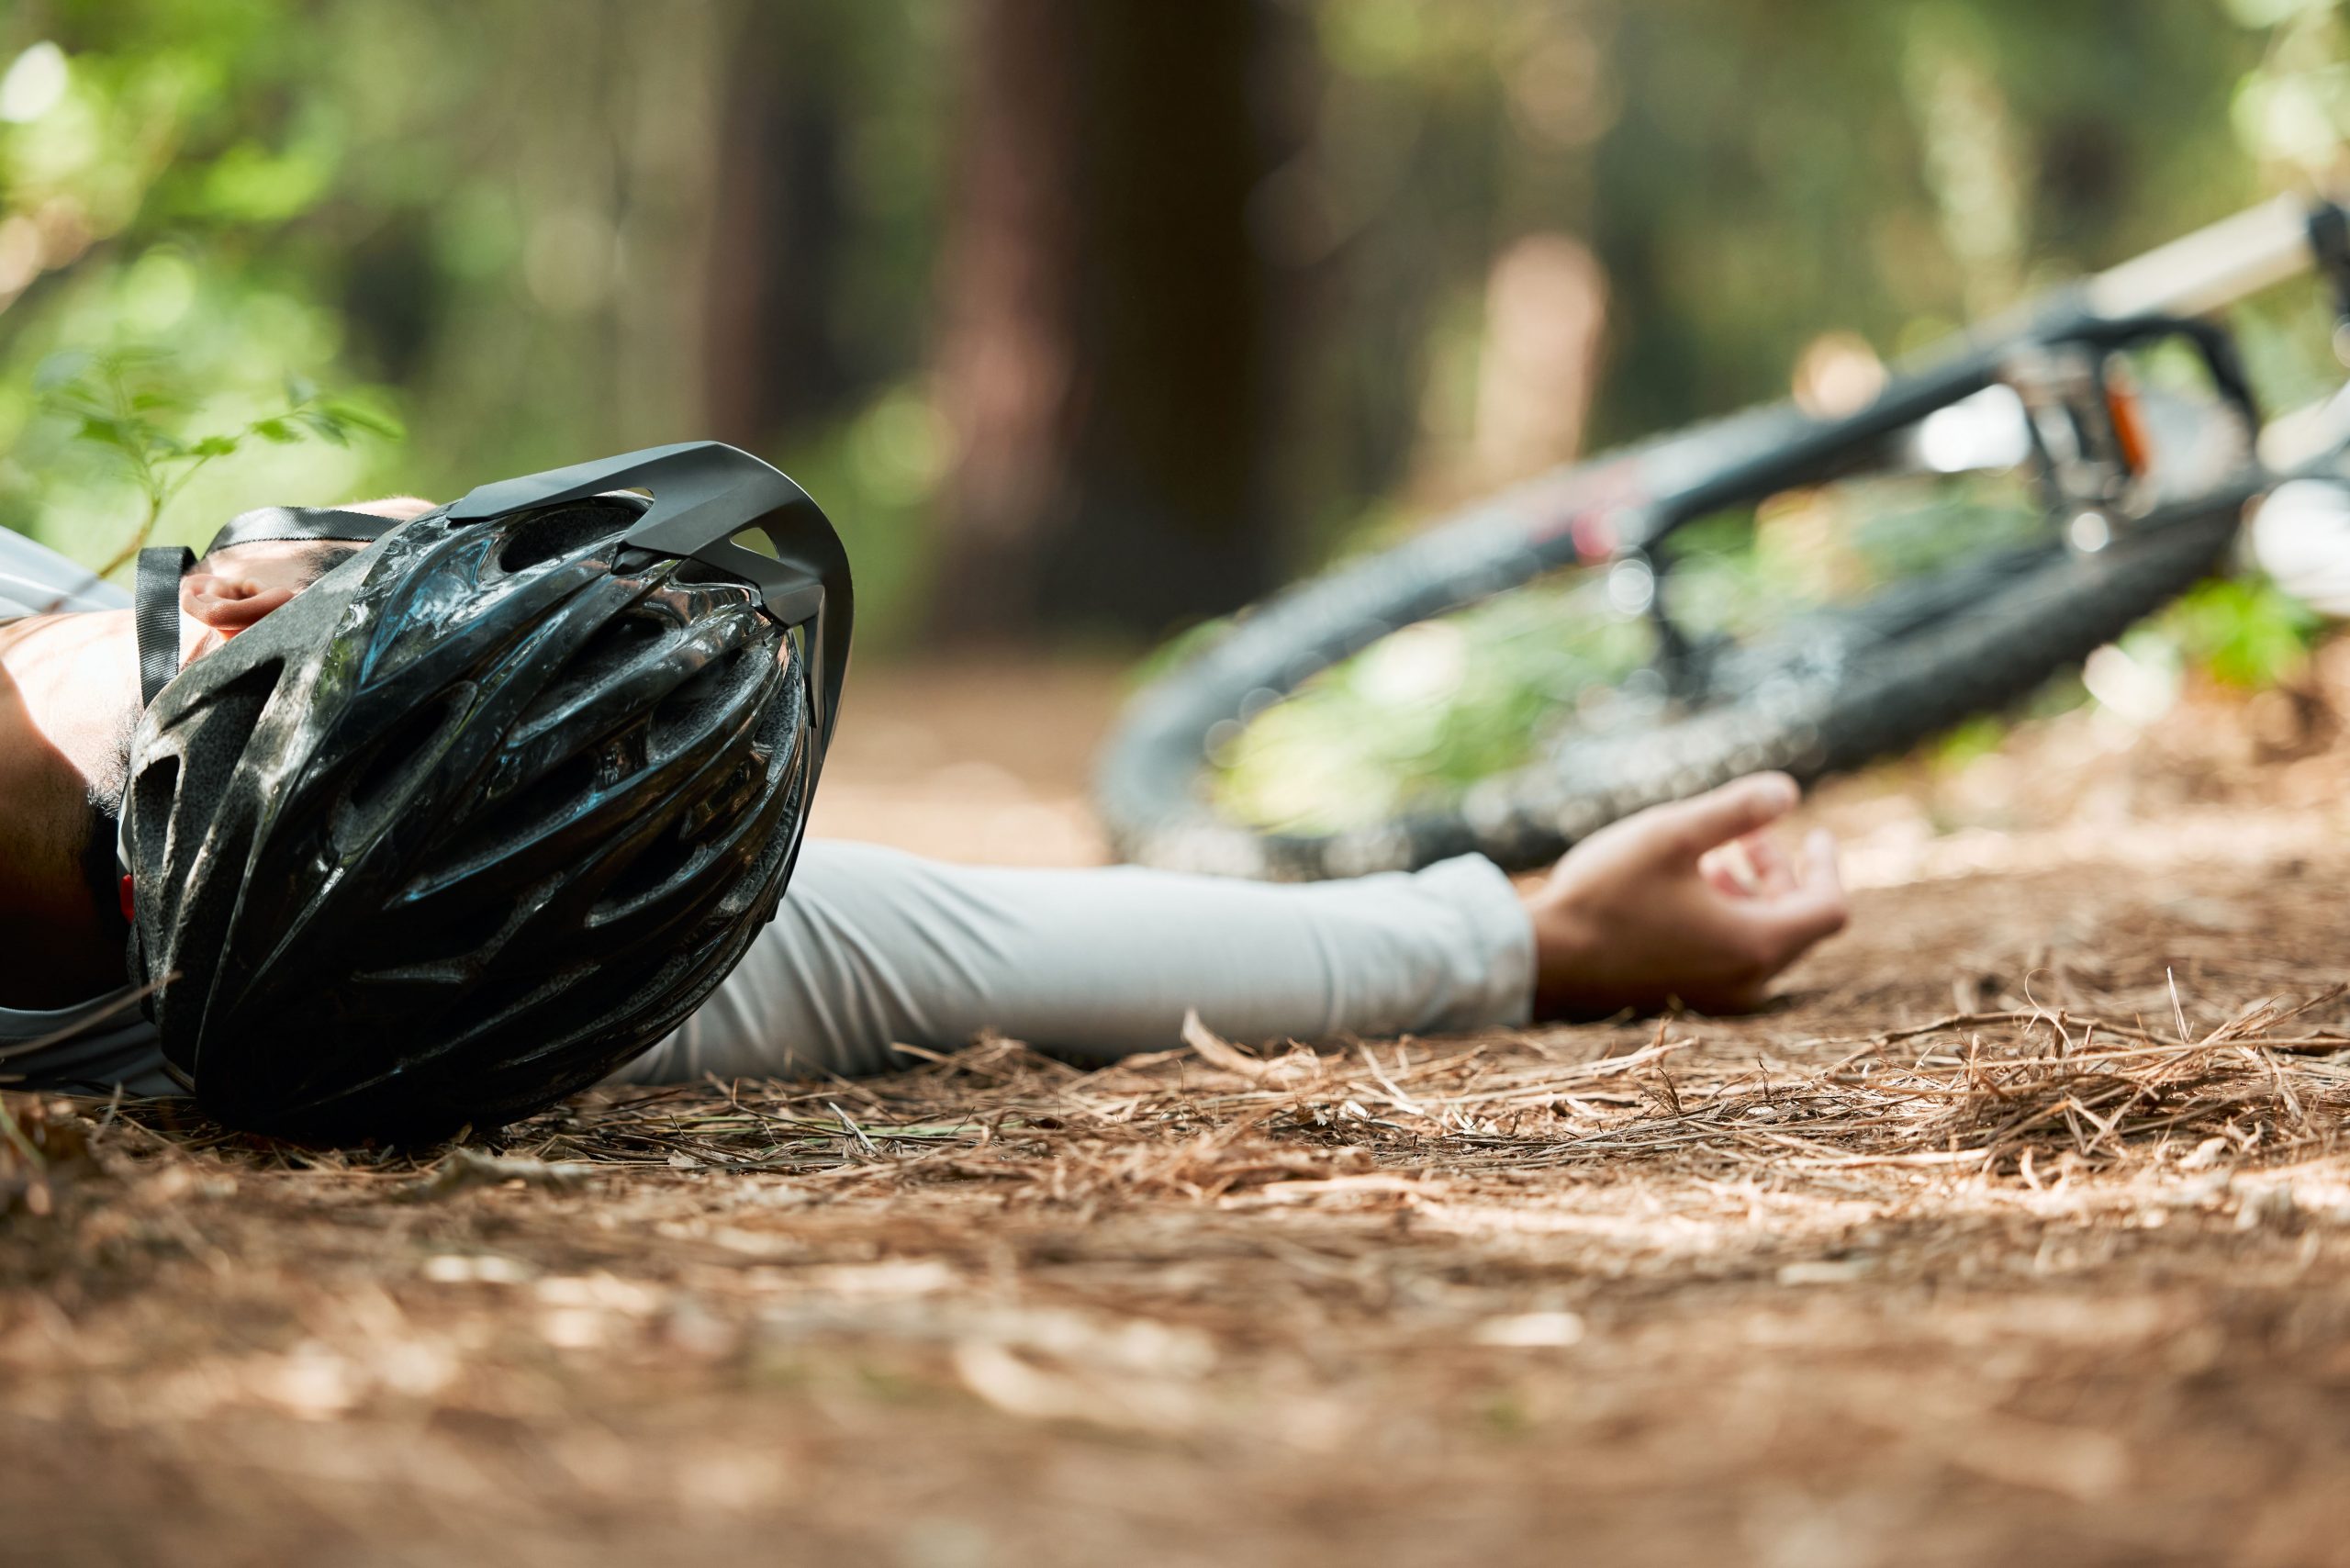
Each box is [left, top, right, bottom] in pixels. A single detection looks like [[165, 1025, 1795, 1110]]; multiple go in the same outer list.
[[1749, 832, 1850, 958], [1700, 839, 1759, 896], [1801, 828, 1842, 902], [1741, 830, 1798, 898], [1653, 773, 1799, 865]]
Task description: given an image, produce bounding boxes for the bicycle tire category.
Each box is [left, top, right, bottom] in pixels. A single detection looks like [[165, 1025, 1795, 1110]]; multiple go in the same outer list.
[[1096, 465, 2255, 880]]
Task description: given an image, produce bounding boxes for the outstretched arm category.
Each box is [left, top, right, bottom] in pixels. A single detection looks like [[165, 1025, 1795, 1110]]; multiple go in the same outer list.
[[621, 840, 1537, 1081], [617, 773, 1847, 1085]]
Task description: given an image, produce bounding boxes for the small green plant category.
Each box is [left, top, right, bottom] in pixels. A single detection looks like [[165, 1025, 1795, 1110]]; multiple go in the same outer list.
[[2156, 575, 2322, 689], [35, 347, 402, 578]]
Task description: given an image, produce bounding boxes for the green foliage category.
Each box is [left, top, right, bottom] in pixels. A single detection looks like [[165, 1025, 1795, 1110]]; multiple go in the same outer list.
[[2157, 574, 2323, 689], [0, 0, 965, 597], [0, 4, 415, 567], [28, 346, 398, 574]]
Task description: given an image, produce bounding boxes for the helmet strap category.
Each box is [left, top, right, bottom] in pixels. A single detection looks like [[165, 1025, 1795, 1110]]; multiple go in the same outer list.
[[199, 505, 397, 555], [133, 545, 195, 709]]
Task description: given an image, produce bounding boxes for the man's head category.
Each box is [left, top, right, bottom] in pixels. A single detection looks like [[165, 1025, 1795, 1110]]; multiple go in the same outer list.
[[117, 447, 854, 1141], [0, 498, 434, 1009]]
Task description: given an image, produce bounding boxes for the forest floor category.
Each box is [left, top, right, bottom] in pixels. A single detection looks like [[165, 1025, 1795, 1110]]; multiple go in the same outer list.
[[9, 655, 2350, 1568]]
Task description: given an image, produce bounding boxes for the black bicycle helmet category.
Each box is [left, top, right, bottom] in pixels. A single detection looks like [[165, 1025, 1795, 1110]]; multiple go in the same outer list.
[[118, 442, 852, 1142]]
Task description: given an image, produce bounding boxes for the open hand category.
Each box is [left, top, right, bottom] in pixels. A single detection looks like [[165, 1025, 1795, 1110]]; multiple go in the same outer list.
[[1523, 772, 1846, 1018]]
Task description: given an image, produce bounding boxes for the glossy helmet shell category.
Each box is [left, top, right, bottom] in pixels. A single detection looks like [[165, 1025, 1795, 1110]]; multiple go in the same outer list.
[[123, 492, 814, 1140]]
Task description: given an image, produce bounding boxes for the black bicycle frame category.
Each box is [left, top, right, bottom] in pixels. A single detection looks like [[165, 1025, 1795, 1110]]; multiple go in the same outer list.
[[1583, 307, 2267, 692]]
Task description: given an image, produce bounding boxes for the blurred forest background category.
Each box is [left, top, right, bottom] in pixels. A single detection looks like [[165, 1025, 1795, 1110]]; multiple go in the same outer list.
[[0, 0, 2344, 655]]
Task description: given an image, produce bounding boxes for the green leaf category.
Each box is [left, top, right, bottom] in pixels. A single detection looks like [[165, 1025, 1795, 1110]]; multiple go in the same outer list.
[[76, 416, 136, 453], [298, 409, 350, 446], [252, 418, 299, 443], [44, 389, 114, 421], [283, 373, 319, 408], [189, 435, 240, 458], [319, 398, 404, 440]]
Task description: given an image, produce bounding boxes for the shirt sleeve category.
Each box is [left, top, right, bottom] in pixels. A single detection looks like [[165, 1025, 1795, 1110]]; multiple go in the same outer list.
[[614, 839, 1536, 1083], [0, 525, 130, 616]]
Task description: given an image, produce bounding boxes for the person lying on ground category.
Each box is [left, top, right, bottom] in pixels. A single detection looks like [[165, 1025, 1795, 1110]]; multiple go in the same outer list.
[[0, 501, 1847, 1111]]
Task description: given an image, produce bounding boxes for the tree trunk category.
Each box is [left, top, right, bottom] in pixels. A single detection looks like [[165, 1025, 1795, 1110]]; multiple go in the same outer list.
[[928, 0, 1297, 644], [701, 0, 854, 447]]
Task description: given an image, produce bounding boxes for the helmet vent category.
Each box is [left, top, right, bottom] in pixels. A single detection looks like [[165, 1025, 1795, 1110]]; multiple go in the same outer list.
[[594, 822, 704, 920], [510, 611, 675, 742], [374, 882, 517, 972], [479, 749, 599, 847], [494, 502, 632, 577], [401, 747, 602, 902], [728, 526, 779, 561], [330, 692, 470, 859], [178, 659, 285, 812], [152, 656, 285, 899], [579, 610, 670, 674], [129, 753, 182, 879], [647, 645, 759, 754]]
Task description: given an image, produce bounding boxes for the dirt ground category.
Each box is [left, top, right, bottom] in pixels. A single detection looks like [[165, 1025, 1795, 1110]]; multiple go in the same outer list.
[[9, 656, 2350, 1568]]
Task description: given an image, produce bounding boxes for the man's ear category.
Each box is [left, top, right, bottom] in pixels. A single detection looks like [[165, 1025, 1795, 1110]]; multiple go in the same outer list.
[[181, 570, 295, 636]]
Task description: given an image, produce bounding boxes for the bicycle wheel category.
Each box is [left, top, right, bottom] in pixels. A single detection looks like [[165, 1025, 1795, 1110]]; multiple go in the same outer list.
[[1097, 374, 2260, 879]]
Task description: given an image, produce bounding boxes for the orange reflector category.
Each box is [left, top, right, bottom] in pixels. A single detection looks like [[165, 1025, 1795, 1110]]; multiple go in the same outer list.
[[2108, 381, 2153, 475]]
